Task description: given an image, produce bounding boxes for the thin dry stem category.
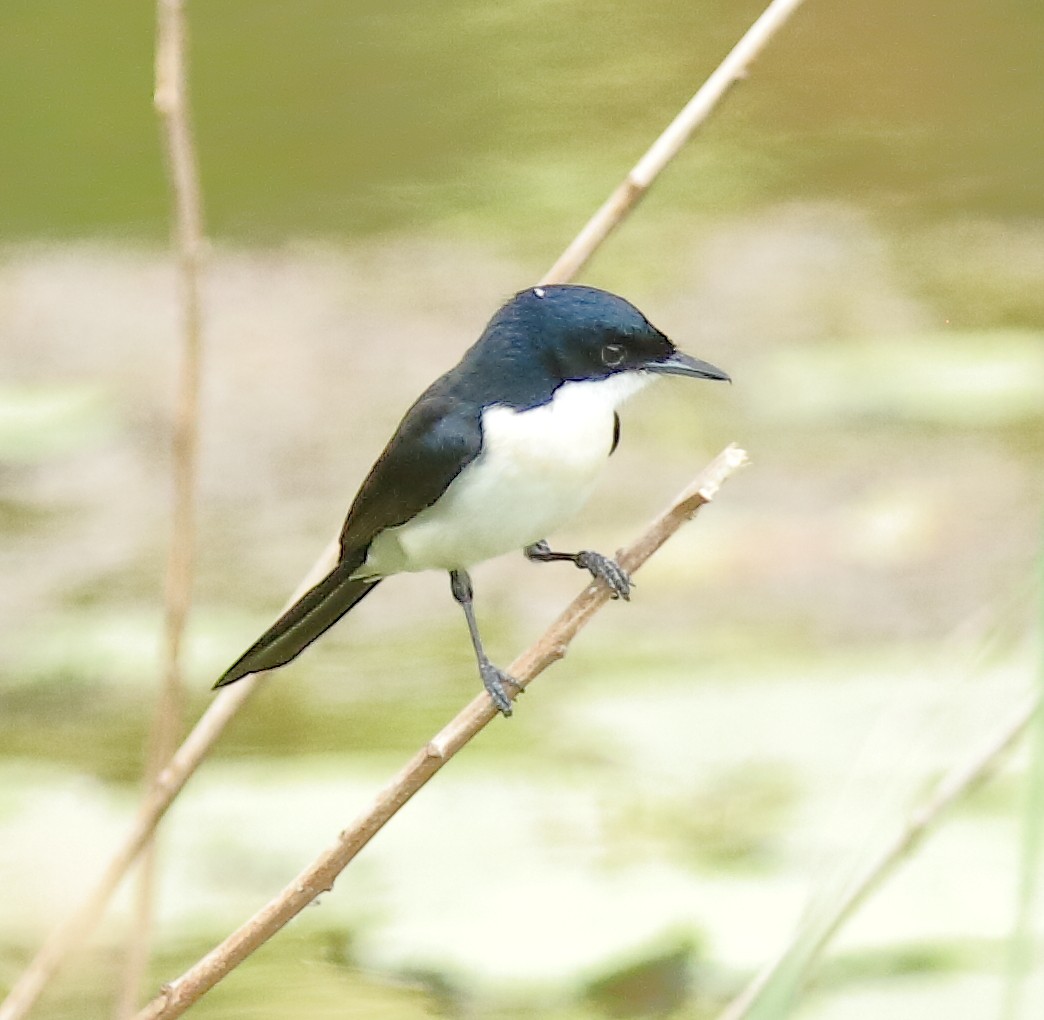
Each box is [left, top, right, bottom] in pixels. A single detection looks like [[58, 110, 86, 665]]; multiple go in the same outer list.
[[0, 543, 336, 1020], [716, 690, 1042, 1020], [113, 2, 207, 1017], [540, 0, 808, 284], [0, 0, 805, 1010], [133, 445, 748, 1019]]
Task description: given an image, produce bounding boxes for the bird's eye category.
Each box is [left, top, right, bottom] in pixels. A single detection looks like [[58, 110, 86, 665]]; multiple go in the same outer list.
[[601, 343, 625, 367]]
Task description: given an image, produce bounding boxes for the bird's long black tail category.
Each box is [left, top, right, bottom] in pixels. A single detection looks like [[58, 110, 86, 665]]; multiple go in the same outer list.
[[214, 564, 381, 688]]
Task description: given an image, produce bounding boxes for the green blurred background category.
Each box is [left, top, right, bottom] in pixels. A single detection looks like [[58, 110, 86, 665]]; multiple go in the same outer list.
[[1, 1, 1042, 1018]]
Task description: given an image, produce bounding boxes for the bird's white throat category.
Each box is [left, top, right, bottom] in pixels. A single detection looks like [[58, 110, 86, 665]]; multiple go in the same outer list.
[[359, 371, 651, 576]]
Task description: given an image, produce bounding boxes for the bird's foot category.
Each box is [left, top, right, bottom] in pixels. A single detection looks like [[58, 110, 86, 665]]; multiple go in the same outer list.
[[479, 658, 522, 717], [523, 540, 553, 562], [576, 550, 632, 600]]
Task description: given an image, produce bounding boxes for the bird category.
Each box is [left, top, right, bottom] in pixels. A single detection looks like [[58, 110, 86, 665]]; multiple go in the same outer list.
[[214, 284, 729, 715]]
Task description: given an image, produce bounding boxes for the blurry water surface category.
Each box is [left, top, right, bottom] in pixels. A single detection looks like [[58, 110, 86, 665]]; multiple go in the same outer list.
[[3, 0, 1042, 243]]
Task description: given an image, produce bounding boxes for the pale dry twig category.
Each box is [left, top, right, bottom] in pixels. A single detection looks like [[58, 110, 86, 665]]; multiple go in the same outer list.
[[541, 0, 808, 284], [133, 445, 749, 1019], [716, 689, 1041, 1020], [0, 551, 335, 1020], [113, 1, 207, 1016]]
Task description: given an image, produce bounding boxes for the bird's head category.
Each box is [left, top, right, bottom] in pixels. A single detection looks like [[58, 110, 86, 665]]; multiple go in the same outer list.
[[508, 284, 730, 386]]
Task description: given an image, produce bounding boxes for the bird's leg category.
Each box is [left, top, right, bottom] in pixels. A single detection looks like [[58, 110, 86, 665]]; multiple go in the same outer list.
[[524, 540, 632, 601], [449, 569, 520, 716]]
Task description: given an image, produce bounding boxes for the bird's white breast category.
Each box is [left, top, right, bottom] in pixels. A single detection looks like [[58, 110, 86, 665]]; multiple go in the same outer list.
[[360, 372, 649, 576]]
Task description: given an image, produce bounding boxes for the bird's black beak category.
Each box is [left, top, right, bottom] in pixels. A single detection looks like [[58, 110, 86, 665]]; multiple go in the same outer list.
[[646, 349, 731, 382]]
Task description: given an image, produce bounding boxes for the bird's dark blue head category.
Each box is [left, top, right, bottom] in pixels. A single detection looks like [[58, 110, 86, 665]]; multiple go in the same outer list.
[[485, 284, 730, 387]]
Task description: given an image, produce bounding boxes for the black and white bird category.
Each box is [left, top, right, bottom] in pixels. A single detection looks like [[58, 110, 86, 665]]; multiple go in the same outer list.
[[215, 284, 729, 714]]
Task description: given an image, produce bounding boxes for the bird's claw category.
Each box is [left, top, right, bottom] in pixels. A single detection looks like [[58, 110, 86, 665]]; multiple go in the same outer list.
[[576, 550, 632, 600], [480, 659, 520, 716]]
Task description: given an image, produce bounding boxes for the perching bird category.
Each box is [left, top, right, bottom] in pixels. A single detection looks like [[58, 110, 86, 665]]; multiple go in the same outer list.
[[215, 284, 728, 714]]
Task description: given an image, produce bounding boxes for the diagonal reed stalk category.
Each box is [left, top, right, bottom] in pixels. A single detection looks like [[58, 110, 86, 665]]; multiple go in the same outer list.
[[132, 446, 749, 1019], [716, 688, 1042, 1020], [0, 1, 808, 1016], [998, 547, 1044, 1020], [112, 2, 207, 1017], [540, 0, 808, 285]]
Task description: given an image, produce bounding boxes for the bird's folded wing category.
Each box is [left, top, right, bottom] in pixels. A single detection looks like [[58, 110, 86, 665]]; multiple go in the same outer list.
[[339, 389, 484, 559]]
